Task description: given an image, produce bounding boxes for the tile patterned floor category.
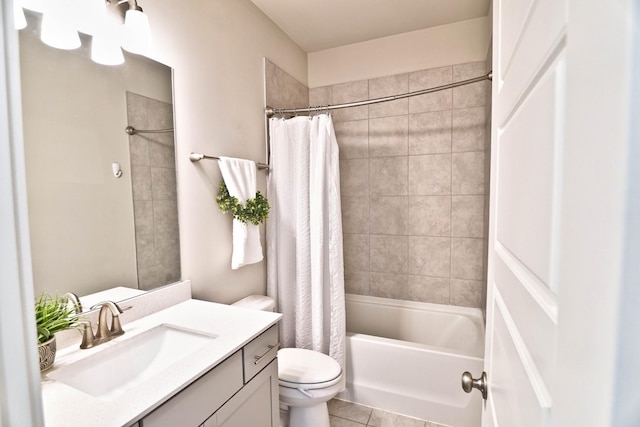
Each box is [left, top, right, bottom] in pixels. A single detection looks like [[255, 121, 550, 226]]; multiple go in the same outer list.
[[328, 398, 449, 427]]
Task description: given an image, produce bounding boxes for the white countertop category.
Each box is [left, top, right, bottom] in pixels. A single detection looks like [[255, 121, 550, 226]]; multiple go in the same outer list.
[[40, 299, 282, 427]]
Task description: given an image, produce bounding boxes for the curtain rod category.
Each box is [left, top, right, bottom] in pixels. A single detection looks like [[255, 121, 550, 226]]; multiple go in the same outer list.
[[265, 72, 492, 117], [189, 152, 270, 170]]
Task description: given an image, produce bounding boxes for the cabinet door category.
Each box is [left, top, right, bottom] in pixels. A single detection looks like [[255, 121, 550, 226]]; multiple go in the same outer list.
[[216, 359, 279, 427], [142, 351, 243, 427]]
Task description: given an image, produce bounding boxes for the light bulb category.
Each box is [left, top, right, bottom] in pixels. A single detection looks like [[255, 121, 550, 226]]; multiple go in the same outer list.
[[91, 34, 124, 66], [40, 0, 80, 50], [75, 0, 108, 36], [121, 9, 151, 55], [90, 5, 124, 66]]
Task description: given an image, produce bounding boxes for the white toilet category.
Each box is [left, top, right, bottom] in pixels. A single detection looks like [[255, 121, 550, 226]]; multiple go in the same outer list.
[[232, 295, 344, 427]]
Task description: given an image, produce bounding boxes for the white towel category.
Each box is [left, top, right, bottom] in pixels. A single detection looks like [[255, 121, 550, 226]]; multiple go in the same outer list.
[[218, 157, 264, 270]]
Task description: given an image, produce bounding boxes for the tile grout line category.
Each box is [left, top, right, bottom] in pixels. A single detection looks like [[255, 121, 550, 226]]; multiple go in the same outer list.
[[330, 414, 368, 426]]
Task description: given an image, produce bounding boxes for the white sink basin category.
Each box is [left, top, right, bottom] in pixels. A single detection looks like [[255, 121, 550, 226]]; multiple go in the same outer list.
[[49, 324, 217, 400]]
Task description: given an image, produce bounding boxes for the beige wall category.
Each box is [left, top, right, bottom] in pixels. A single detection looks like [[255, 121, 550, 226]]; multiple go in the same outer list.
[[143, 0, 308, 303], [308, 17, 491, 88]]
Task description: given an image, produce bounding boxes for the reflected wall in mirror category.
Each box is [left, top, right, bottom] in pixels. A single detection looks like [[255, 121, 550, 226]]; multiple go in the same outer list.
[[20, 12, 181, 300]]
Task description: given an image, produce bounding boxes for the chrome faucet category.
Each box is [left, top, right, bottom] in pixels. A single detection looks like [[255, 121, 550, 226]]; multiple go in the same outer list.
[[79, 301, 125, 349]]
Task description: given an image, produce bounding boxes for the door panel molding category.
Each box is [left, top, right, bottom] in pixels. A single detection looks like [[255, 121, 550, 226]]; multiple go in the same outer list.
[[495, 254, 557, 391], [498, 0, 567, 127], [496, 61, 563, 288], [495, 290, 552, 408], [493, 289, 552, 425], [495, 244, 558, 320]]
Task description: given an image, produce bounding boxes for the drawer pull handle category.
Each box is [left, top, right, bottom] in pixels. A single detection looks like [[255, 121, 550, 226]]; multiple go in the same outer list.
[[254, 342, 280, 365]]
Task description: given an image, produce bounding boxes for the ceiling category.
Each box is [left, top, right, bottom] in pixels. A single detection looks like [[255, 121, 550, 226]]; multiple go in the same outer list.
[[250, 0, 491, 52]]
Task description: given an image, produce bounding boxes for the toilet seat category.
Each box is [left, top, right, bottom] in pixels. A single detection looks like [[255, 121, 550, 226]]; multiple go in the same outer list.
[[278, 348, 342, 390]]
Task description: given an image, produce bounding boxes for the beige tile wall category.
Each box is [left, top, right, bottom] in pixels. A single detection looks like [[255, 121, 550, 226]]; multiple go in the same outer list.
[[127, 92, 181, 290], [265, 59, 309, 111], [311, 62, 490, 308]]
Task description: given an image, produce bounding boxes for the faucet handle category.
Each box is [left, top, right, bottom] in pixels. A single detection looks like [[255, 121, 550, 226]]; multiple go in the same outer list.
[[79, 320, 95, 349], [113, 301, 124, 314], [110, 305, 131, 336], [110, 316, 124, 337]]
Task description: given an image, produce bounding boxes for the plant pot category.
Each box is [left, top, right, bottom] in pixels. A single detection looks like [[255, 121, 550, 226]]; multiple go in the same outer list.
[[38, 336, 56, 372]]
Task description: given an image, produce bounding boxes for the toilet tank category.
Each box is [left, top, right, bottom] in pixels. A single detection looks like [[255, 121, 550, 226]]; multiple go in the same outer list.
[[231, 295, 275, 312]]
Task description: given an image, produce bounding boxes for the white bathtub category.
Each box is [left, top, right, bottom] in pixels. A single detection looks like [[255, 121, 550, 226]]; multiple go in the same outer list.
[[338, 294, 485, 427]]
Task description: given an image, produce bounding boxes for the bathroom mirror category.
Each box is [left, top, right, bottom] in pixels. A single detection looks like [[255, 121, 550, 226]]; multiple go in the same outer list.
[[19, 12, 181, 305]]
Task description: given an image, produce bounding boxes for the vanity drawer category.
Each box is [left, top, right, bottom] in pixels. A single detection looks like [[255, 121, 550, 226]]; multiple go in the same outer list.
[[243, 324, 279, 382], [142, 351, 243, 427]]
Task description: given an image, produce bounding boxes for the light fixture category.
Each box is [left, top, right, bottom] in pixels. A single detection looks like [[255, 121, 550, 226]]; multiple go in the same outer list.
[[40, 0, 81, 50], [21, 0, 152, 65], [91, 32, 125, 66], [120, 1, 151, 56], [90, 0, 124, 65], [13, 0, 27, 30]]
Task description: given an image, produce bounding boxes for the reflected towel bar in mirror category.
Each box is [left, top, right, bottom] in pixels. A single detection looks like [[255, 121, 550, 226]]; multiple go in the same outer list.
[[125, 125, 174, 135], [189, 152, 269, 170]]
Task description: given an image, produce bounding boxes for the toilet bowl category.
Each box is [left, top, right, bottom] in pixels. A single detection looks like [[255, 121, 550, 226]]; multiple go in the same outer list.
[[232, 295, 344, 427], [279, 347, 344, 427]]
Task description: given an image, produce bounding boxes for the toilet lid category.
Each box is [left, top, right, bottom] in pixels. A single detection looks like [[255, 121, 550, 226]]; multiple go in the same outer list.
[[278, 348, 342, 389]]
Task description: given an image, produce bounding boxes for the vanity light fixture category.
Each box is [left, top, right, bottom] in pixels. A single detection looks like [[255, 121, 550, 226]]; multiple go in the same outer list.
[[91, 30, 125, 65], [120, 0, 152, 55], [17, 0, 151, 65], [40, 0, 81, 50], [90, 0, 125, 65], [13, 0, 27, 30]]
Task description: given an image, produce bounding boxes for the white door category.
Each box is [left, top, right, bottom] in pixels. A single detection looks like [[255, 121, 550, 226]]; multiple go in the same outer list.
[[482, 0, 638, 426]]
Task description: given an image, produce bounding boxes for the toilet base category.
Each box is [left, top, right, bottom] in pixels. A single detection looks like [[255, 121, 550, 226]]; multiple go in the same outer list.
[[279, 406, 289, 427], [288, 402, 330, 427]]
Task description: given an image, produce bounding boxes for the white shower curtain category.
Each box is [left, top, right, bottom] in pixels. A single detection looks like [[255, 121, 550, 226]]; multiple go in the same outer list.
[[266, 114, 345, 368]]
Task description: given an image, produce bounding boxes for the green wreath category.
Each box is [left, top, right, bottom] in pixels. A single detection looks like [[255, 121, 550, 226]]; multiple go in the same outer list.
[[216, 181, 270, 226]]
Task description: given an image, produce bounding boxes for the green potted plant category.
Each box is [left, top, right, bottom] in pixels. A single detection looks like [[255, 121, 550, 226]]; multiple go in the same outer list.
[[35, 293, 80, 372]]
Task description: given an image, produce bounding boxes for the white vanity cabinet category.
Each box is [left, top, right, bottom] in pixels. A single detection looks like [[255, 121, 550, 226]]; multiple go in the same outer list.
[[140, 325, 279, 427]]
